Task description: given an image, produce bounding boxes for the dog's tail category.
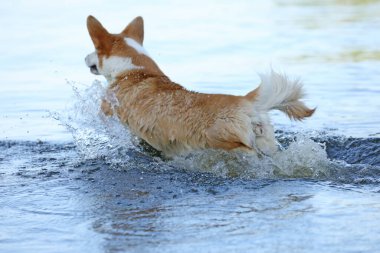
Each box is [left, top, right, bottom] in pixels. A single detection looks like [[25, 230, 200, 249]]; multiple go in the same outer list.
[[245, 70, 315, 120]]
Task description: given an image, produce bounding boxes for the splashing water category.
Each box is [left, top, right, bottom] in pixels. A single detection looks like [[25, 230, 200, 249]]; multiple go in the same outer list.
[[54, 80, 138, 166], [171, 134, 332, 179], [51, 80, 344, 180]]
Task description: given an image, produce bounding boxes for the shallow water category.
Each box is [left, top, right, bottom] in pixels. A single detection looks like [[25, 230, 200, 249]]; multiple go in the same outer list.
[[1, 0, 380, 252]]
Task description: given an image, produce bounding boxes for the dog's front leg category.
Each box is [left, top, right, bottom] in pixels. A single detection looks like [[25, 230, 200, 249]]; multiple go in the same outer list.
[[101, 99, 114, 116]]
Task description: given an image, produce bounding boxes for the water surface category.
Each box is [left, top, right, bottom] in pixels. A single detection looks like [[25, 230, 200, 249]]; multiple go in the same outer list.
[[1, 1, 380, 252]]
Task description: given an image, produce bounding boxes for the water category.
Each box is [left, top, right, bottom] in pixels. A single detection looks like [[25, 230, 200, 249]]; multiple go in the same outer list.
[[1, 0, 380, 252]]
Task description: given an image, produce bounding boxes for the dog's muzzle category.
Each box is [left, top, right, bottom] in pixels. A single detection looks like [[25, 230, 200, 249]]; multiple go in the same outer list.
[[85, 52, 100, 75]]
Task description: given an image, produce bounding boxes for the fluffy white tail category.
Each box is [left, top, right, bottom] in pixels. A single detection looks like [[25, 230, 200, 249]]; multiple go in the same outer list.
[[246, 70, 315, 120]]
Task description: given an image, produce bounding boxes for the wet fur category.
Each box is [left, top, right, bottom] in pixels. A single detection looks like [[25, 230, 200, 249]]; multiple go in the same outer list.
[[85, 16, 315, 157]]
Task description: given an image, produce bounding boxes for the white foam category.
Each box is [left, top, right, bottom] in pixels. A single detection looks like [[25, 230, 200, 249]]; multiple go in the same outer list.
[[125, 37, 149, 56], [170, 134, 332, 179]]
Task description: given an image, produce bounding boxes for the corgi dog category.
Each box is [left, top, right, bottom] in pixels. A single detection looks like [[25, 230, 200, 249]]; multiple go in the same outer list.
[[85, 15, 315, 158]]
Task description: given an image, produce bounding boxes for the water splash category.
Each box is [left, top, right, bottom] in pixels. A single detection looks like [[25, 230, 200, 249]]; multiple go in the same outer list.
[[53, 80, 137, 166], [170, 134, 332, 179], [53, 80, 380, 182]]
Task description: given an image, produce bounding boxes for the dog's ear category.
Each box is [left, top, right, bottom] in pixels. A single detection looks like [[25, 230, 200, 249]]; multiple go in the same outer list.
[[87, 15, 112, 50], [121, 16, 144, 45]]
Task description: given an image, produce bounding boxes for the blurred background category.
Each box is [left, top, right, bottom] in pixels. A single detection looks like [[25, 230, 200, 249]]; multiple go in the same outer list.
[[0, 0, 379, 141]]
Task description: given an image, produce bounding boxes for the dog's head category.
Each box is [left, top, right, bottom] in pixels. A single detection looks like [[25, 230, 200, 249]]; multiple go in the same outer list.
[[85, 16, 162, 82]]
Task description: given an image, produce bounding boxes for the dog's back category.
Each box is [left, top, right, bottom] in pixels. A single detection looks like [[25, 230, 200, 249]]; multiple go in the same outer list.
[[107, 70, 254, 156], [106, 69, 314, 157]]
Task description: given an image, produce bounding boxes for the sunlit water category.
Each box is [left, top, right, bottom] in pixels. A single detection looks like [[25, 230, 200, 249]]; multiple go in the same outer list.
[[1, 1, 380, 253]]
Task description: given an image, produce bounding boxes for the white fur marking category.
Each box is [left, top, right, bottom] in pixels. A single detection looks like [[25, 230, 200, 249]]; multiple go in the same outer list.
[[125, 37, 149, 56], [254, 70, 303, 112], [85, 52, 99, 67], [100, 56, 144, 82]]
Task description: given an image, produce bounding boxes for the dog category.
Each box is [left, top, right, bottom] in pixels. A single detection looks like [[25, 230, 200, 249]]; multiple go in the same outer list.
[[85, 15, 315, 158]]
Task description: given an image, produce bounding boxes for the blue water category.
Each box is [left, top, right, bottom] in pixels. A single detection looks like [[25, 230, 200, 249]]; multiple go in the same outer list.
[[1, 1, 380, 252]]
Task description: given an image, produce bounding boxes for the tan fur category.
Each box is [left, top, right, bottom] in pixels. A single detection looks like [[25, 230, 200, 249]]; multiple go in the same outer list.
[[86, 16, 315, 157]]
